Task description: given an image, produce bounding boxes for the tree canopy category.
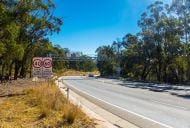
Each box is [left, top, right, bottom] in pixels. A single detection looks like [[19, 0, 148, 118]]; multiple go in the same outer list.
[[0, 0, 96, 81], [96, 1, 190, 84]]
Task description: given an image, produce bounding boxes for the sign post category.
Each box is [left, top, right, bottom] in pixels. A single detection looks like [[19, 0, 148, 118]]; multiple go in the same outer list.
[[32, 57, 53, 79]]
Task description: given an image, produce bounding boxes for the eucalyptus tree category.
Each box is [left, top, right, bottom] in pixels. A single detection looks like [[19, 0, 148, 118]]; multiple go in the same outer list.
[[170, 1, 190, 44], [137, 1, 169, 81], [0, 1, 6, 58], [121, 34, 138, 78], [158, 15, 184, 82], [94, 1, 190, 83], [121, 34, 145, 79], [0, 1, 24, 80], [170, 1, 190, 81], [0, 0, 62, 79], [51, 44, 68, 71], [137, 12, 157, 80], [96, 45, 117, 76], [148, 1, 167, 81], [11, 0, 62, 78], [122, 34, 138, 49], [77, 55, 96, 72], [0, 22, 24, 80]]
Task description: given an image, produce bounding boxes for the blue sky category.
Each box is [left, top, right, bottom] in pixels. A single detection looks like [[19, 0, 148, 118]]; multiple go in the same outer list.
[[50, 0, 171, 55]]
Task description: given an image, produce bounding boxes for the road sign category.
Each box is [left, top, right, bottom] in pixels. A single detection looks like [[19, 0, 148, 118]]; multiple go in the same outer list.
[[32, 57, 53, 78], [32, 57, 43, 77], [43, 58, 52, 68], [42, 57, 52, 78], [32, 58, 43, 68]]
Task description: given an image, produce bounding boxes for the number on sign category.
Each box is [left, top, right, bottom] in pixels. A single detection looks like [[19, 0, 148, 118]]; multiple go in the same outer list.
[[43, 59, 52, 68], [33, 59, 42, 68]]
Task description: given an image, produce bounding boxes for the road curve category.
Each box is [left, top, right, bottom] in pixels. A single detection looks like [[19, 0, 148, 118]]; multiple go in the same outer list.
[[62, 76, 190, 128]]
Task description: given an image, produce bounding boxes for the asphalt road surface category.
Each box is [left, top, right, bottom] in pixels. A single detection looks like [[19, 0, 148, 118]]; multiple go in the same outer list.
[[62, 76, 190, 128]]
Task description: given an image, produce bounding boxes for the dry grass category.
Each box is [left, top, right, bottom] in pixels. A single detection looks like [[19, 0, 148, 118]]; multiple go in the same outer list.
[[0, 81, 95, 128], [30, 83, 67, 114]]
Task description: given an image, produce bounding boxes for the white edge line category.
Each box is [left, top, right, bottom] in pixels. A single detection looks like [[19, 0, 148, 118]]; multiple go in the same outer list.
[[63, 79, 174, 128], [94, 79, 188, 111]]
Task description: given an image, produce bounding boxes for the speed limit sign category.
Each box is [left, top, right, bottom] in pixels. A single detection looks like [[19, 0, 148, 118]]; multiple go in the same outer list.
[[32, 58, 43, 68], [42, 57, 52, 78], [43, 58, 52, 68], [32, 57, 53, 78], [32, 57, 43, 77]]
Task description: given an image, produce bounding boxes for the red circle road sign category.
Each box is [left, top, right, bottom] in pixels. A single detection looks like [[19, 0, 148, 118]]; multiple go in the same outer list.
[[43, 58, 52, 68], [32, 59, 43, 68]]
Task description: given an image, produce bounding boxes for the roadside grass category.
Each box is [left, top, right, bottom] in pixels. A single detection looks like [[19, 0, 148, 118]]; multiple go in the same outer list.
[[0, 81, 95, 128]]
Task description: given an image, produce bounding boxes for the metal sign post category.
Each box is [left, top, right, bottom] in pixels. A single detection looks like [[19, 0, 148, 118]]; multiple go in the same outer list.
[[66, 87, 69, 102]]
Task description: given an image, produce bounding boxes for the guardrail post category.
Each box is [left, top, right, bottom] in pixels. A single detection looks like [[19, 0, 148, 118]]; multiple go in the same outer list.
[[66, 87, 69, 101]]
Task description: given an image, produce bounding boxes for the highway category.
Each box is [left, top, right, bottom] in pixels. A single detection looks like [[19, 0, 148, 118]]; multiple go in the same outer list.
[[62, 76, 190, 128]]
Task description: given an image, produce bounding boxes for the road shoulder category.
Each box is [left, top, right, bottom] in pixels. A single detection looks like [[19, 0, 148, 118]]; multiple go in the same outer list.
[[57, 77, 139, 128]]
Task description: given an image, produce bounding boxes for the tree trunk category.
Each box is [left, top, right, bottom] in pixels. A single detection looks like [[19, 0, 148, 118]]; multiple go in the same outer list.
[[157, 61, 162, 82], [29, 58, 32, 78], [163, 64, 167, 83], [156, 66, 161, 82], [141, 65, 147, 80], [156, 44, 162, 82], [14, 61, 20, 80], [20, 54, 28, 78], [175, 69, 179, 83], [9, 61, 14, 80], [20, 64, 26, 78], [187, 59, 190, 81], [1, 63, 5, 82], [144, 67, 151, 80]]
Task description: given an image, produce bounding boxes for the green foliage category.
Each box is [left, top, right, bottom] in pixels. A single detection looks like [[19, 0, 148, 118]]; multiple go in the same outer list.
[[2, 0, 190, 84], [96, 1, 190, 84], [0, 0, 63, 79], [33, 41, 96, 72], [68, 54, 96, 72], [0, 43, 5, 56], [96, 45, 117, 76], [77, 55, 96, 72]]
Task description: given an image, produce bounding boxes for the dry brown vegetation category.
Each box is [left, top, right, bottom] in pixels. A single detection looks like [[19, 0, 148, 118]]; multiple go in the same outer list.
[[0, 80, 95, 128]]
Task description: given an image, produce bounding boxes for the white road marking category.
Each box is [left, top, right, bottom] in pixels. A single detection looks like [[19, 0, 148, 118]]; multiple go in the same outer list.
[[91, 78, 189, 111], [151, 100, 188, 110], [63, 79, 174, 128]]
